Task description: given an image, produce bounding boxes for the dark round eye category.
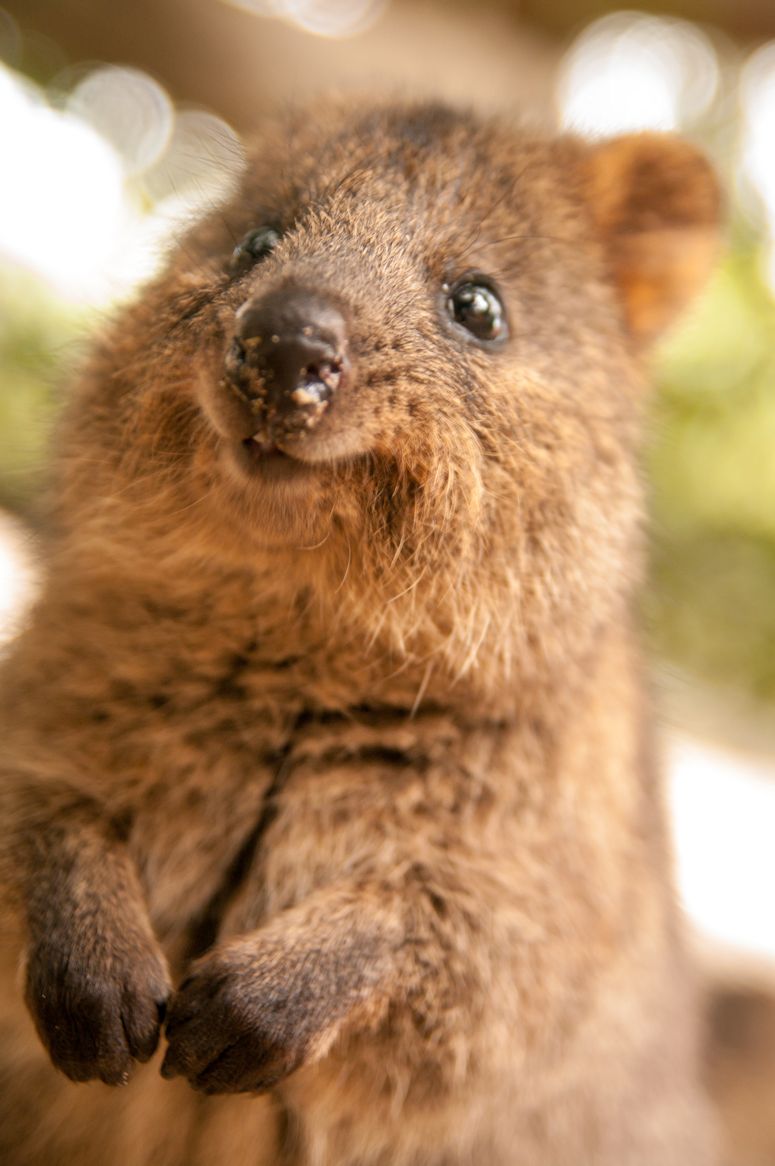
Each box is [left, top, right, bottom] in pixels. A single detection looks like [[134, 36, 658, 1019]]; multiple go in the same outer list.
[[446, 280, 507, 343], [230, 226, 281, 271]]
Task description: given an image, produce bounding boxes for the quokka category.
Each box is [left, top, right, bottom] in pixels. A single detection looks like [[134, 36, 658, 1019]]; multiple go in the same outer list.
[[0, 100, 721, 1165]]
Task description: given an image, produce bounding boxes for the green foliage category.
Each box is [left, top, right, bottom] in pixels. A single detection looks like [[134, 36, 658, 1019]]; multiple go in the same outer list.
[[647, 229, 775, 701], [0, 270, 83, 515]]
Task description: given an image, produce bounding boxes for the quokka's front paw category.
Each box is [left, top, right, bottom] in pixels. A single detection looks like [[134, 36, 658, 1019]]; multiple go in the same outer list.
[[161, 939, 336, 1094], [25, 922, 171, 1085]]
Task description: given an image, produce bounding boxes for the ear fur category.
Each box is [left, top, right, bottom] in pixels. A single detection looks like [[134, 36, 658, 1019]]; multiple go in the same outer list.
[[580, 133, 722, 344]]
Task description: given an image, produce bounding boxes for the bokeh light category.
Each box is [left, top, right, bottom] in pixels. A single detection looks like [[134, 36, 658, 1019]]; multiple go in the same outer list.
[[221, 0, 386, 39], [558, 11, 719, 135], [740, 41, 775, 292], [141, 108, 245, 210], [0, 60, 243, 304], [0, 62, 126, 300], [67, 66, 174, 177], [670, 733, 775, 963], [0, 512, 37, 647]]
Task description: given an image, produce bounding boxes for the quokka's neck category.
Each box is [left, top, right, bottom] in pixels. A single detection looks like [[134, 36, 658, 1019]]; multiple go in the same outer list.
[[36, 535, 644, 734]]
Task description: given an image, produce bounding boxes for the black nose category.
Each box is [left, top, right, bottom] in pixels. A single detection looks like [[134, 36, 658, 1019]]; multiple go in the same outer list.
[[227, 291, 348, 434]]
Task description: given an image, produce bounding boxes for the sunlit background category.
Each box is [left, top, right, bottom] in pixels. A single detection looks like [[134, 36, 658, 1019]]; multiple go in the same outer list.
[[1, 0, 775, 1140]]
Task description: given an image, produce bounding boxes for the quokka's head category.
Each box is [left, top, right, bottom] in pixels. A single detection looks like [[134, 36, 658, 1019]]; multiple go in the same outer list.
[[59, 101, 720, 691]]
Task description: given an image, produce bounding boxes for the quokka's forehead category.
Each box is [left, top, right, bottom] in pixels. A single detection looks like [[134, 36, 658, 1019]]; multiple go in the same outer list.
[[240, 102, 566, 227]]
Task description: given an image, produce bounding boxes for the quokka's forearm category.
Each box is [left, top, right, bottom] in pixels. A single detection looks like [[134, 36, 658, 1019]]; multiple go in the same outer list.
[[161, 853, 602, 1097], [161, 881, 407, 1092], [0, 773, 112, 899], [0, 774, 171, 1084]]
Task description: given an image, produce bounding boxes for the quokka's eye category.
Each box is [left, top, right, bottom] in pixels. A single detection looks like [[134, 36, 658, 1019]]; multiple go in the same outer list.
[[230, 226, 281, 271], [446, 279, 507, 343]]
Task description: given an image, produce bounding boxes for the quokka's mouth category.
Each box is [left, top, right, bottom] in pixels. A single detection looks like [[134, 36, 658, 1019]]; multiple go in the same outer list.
[[232, 434, 317, 485], [243, 436, 287, 461]]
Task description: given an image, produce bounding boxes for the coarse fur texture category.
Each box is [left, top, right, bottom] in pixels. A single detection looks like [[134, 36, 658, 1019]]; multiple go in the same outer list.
[[0, 99, 721, 1165]]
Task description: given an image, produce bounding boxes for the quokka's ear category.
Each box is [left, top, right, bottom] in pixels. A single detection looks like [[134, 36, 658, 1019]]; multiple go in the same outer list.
[[580, 133, 722, 344]]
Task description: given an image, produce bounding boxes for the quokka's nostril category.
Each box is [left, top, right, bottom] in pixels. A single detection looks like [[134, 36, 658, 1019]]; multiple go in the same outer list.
[[304, 360, 340, 384]]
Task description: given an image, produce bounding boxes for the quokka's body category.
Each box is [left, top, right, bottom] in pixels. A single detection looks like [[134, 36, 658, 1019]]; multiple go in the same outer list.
[[0, 101, 720, 1164]]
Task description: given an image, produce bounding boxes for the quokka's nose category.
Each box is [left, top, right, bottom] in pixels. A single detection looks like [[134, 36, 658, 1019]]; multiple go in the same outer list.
[[227, 292, 348, 428]]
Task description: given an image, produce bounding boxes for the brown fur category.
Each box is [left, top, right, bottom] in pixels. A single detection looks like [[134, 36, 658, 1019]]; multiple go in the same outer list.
[[0, 100, 721, 1164]]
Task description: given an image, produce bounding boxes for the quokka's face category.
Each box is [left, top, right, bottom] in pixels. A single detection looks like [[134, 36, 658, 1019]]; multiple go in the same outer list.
[[70, 102, 718, 633], [194, 112, 604, 488], [114, 107, 625, 542]]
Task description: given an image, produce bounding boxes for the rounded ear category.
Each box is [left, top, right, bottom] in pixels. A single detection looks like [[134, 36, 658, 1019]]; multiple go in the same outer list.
[[580, 134, 722, 345]]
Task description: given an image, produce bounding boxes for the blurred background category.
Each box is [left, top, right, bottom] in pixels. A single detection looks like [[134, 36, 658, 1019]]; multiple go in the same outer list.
[[0, 0, 774, 1156]]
